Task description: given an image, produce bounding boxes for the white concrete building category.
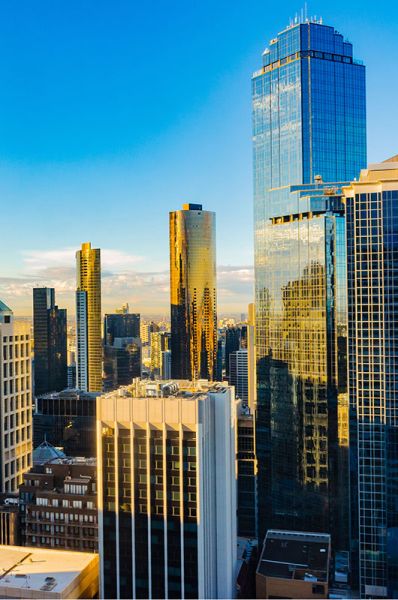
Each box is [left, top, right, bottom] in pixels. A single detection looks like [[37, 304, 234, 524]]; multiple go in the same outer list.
[[0, 301, 33, 492], [97, 379, 238, 599]]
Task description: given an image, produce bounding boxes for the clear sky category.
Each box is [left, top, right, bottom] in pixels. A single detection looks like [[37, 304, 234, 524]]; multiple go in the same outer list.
[[0, 0, 397, 316]]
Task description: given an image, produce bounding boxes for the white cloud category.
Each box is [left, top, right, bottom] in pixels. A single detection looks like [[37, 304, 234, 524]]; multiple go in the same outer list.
[[21, 247, 143, 273]]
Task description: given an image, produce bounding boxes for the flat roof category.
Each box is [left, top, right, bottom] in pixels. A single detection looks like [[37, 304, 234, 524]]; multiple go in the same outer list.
[[257, 530, 330, 582], [0, 545, 98, 596]]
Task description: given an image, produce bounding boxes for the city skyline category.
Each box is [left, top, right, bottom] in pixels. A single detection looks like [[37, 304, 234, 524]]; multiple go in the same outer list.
[[1, 1, 397, 315]]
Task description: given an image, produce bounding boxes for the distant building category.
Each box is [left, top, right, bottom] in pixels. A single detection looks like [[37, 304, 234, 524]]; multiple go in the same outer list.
[[229, 349, 249, 403], [256, 530, 331, 599], [150, 331, 171, 377], [97, 379, 237, 599], [225, 326, 241, 377], [161, 349, 171, 380], [19, 449, 97, 553], [0, 545, 99, 599], [104, 312, 140, 345], [33, 287, 67, 396], [0, 300, 33, 492], [103, 339, 141, 391], [33, 389, 98, 457], [170, 204, 218, 380], [76, 242, 102, 392]]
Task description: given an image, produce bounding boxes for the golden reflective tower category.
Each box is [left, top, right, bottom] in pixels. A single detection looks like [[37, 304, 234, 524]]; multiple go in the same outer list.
[[76, 242, 102, 392], [170, 203, 217, 380]]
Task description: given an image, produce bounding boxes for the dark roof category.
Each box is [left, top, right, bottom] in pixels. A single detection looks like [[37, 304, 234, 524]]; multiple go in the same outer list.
[[257, 530, 330, 582]]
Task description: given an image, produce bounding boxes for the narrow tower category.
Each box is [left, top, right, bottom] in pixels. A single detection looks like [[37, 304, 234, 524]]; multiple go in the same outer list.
[[170, 204, 217, 381], [76, 242, 102, 392]]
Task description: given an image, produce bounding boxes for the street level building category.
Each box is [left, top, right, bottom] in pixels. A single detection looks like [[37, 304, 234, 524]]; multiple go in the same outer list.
[[97, 379, 237, 599], [0, 545, 99, 599]]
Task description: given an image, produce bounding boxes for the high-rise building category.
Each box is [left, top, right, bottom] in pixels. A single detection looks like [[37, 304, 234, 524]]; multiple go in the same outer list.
[[103, 340, 141, 391], [247, 303, 256, 410], [237, 406, 257, 538], [225, 326, 241, 377], [252, 19, 366, 543], [150, 331, 171, 377], [161, 350, 172, 380], [170, 204, 217, 381], [104, 312, 140, 345], [97, 379, 237, 599], [0, 301, 33, 492], [76, 242, 102, 392], [229, 349, 249, 403], [33, 287, 67, 395], [344, 158, 398, 598]]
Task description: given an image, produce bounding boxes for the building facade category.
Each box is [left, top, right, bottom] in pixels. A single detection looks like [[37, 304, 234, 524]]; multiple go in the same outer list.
[[344, 159, 398, 598], [19, 455, 97, 553], [33, 287, 67, 396], [33, 389, 98, 457], [104, 313, 140, 345], [76, 242, 102, 392], [252, 20, 366, 543], [170, 204, 217, 381], [97, 379, 237, 599], [237, 407, 257, 539], [229, 349, 249, 403], [0, 301, 33, 492]]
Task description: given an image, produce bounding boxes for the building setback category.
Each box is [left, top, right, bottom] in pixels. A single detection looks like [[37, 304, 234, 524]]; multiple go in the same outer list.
[[97, 379, 237, 599]]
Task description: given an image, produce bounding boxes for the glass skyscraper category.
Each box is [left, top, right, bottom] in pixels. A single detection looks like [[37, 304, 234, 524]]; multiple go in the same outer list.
[[252, 20, 366, 545], [170, 204, 217, 381], [345, 159, 398, 599]]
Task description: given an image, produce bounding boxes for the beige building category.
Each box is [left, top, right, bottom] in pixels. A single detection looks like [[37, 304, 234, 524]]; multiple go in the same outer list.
[[76, 242, 102, 392], [0, 301, 32, 492], [247, 303, 257, 409], [0, 545, 99, 599]]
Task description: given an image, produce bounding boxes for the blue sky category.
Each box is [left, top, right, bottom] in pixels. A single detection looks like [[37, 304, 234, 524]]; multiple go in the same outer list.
[[0, 0, 397, 315]]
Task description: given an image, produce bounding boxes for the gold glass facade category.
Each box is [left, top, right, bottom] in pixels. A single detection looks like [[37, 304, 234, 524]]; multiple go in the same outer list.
[[169, 204, 217, 380], [76, 242, 102, 392]]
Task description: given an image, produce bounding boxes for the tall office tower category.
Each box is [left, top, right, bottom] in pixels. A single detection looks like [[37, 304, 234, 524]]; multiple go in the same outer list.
[[97, 379, 237, 599], [247, 303, 256, 409], [170, 204, 217, 381], [344, 159, 398, 599], [252, 20, 366, 543], [0, 301, 33, 492], [229, 349, 249, 403], [33, 287, 67, 396], [161, 350, 172, 380], [237, 405, 257, 538], [76, 242, 102, 392], [33, 288, 68, 395], [104, 312, 140, 345]]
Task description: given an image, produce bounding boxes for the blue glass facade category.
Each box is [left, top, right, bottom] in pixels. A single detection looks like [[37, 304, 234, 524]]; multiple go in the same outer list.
[[346, 177, 398, 599], [252, 20, 366, 546]]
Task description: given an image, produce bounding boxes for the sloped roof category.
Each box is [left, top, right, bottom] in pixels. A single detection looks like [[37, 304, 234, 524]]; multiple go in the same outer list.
[[32, 440, 66, 465], [0, 300, 12, 313], [383, 154, 398, 163]]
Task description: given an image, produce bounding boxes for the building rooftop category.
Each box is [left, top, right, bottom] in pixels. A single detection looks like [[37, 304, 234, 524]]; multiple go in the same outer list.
[[32, 440, 67, 465], [101, 378, 232, 401], [0, 545, 98, 598], [257, 530, 330, 583], [0, 300, 12, 313]]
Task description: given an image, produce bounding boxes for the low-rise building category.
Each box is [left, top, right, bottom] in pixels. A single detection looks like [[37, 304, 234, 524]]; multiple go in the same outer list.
[[0, 545, 98, 599], [256, 530, 331, 599], [19, 449, 97, 553]]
